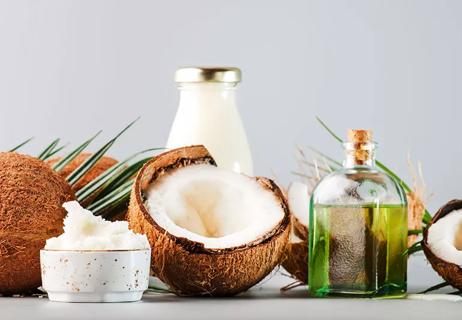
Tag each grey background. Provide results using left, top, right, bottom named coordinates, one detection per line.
left=1, top=0, right=461, bottom=211
left=0, top=0, right=459, bottom=298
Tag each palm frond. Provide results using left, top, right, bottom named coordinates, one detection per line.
left=38, top=138, right=61, bottom=160
left=88, top=180, right=133, bottom=217
left=66, top=118, right=139, bottom=187
left=76, top=148, right=161, bottom=204
left=44, top=143, right=69, bottom=159
left=52, top=131, right=101, bottom=171
left=404, top=240, right=423, bottom=256
left=419, top=281, right=449, bottom=294
left=306, top=146, right=342, bottom=168
left=95, top=157, right=152, bottom=199
left=316, top=116, right=343, bottom=143
left=9, top=137, right=33, bottom=152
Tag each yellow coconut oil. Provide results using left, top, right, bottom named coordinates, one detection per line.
left=308, top=130, right=408, bottom=298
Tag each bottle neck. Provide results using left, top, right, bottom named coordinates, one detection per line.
left=343, top=142, right=377, bottom=168
left=178, top=83, right=238, bottom=109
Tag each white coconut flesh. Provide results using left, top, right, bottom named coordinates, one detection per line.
left=144, top=164, right=285, bottom=249
left=427, top=209, right=462, bottom=266
left=289, top=232, right=303, bottom=243
left=287, top=182, right=310, bottom=227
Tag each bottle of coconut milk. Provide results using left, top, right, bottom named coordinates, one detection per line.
left=166, top=67, right=253, bottom=175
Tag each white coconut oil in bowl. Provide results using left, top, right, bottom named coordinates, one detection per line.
left=40, top=201, right=151, bottom=303
left=40, top=249, right=150, bottom=303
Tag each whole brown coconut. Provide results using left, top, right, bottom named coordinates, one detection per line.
left=0, top=152, right=75, bottom=294
left=47, top=153, right=117, bottom=191
left=127, top=146, right=291, bottom=296
left=422, top=199, right=462, bottom=290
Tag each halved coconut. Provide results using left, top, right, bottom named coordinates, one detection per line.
left=127, top=146, right=290, bottom=296
left=423, top=199, right=462, bottom=290
left=281, top=182, right=309, bottom=283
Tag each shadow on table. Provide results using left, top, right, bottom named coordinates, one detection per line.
left=142, top=286, right=309, bottom=303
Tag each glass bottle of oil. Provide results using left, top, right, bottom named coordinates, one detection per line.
left=309, top=130, right=407, bottom=298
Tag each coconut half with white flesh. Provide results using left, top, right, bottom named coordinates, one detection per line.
left=127, top=146, right=290, bottom=296
left=423, top=199, right=462, bottom=289
left=281, top=182, right=310, bottom=283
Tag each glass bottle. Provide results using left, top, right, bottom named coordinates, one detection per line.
left=166, top=67, right=253, bottom=176
left=309, top=130, right=407, bottom=298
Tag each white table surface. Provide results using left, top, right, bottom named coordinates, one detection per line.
left=2, top=254, right=461, bottom=320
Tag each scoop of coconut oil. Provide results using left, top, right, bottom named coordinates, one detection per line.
left=45, top=201, right=149, bottom=250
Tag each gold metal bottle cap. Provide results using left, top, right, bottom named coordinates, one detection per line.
left=174, top=67, right=241, bottom=83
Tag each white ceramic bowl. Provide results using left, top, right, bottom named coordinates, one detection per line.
left=40, top=249, right=151, bottom=303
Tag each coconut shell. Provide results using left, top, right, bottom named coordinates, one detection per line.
left=281, top=240, right=308, bottom=283
left=47, top=153, right=117, bottom=191
left=0, top=152, right=75, bottom=294
left=280, top=186, right=309, bottom=284
left=281, top=212, right=309, bottom=284
left=292, top=215, right=308, bottom=241
left=422, top=199, right=462, bottom=290
left=127, top=145, right=291, bottom=296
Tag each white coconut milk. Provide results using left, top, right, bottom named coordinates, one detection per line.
left=166, top=70, right=253, bottom=176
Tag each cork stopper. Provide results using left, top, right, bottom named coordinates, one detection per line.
left=347, top=129, right=372, bottom=144
left=346, top=129, right=373, bottom=165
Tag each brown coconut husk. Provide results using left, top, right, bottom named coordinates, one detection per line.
left=127, top=145, right=291, bottom=296
left=47, top=153, right=117, bottom=191
left=0, top=152, right=75, bottom=294
left=406, top=156, right=428, bottom=247
left=422, top=199, right=462, bottom=290
left=280, top=147, right=321, bottom=285
left=281, top=240, right=308, bottom=284
left=281, top=214, right=308, bottom=284
left=407, top=191, right=425, bottom=247
left=292, top=215, right=308, bottom=241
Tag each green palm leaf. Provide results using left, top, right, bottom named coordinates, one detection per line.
left=76, top=148, right=161, bottom=203
left=66, top=118, right=139, bottom=187
left=408, top=229, right=423, bottom=235
left=9, top=137, right=33, bottom=152
left=403, top=240, right=422, bottom=256
left=419, top=281, right=449, bottom=294
left=88, top=180, right=133, bottom=217
left=44, top=143, right=69, bottom=159
left=52, top=131, right=101, bottom=171
left=94, top=157, right=152, bottom=200
left=38, top=138, right=61, bottom=160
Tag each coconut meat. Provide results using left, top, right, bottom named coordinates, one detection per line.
left=145, top=164, right=285, bottom=249
left=427, top=209, right=462, bottom=266
left=287, top=182, right=309, bottom=227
